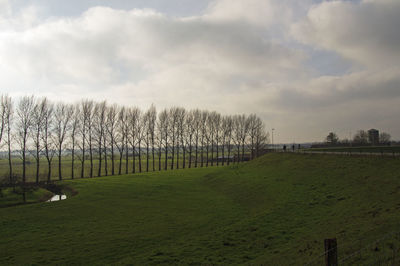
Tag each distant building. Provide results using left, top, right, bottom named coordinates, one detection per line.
left=368, top=129, right=379, bottom=145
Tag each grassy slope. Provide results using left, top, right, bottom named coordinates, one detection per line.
left=1, top=153, right=400, bottom=265
left=304, top=146, right=400, bottom=153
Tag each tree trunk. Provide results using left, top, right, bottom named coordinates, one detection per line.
left=98, top=141, right=102, bottom=177
left=58, top=148, right=62, bottom=180
left=158, top=143, right=162, bottom=171
left=89, top=138, right=93, bottom=178
left=104, top=137, right=108, bottom=176
left=164, top=137, right=168, bottom=170
left=125, top=138, right=129, bottom=174
left=146, top=133, right=149, bottom=172
left=138, top=141, right=142, bottom=173
left=119, top=149, right=123, bottom=175
left=221, top=137, right=225, bottom=166
left=22, top=141, right=26, bottom=185
left=206, top=140, right=209, bottom=167
left=36, top=152, right=40, bottom=184
left=216, top=132, right=219, bottom=166
left=152, top=137, right=155, bottom=171
left=132, top=145, right=136, bottom=174
left=47, top=159, right=51, bottom=182
left=227, top=141, right=231, bottom=166
left=71, top=140, right=75, bottom=179
left=171, top=132, right=175, bottom=170
left=241, top=142, right=245, bottom=163
left=195, top=135, right=198, bottom=168
left=200, top=136, right=204, bottom=167
left=176, top=138, right=179, bottom=169
left=81, top=132, right=85, bottom=178
left=7, top=135, right=12, bottom=184
left=188, top=136, right=192, bottom=168
left=182, top=139, right=186, bottom=169
left=111, top=138, right=114, bottom=175
left=237, top=144, right=240, bottom=164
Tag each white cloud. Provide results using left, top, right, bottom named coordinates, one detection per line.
left=0, top=0, right=400, bottom=142
left=0, top=0, right=11, bottom=17
left=0, top=4, right=306, bottom=107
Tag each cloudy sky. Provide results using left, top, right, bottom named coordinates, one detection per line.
left=1, top=0, right=399, bottom=143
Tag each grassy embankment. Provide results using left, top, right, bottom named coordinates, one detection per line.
left=303, top=145, right=400, bottom=154
left=1, top=153, right=400, bottom=265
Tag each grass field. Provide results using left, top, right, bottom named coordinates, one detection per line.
left=0, top=152, right=229, bottom=183
left=1, top=153, right=400, bottom=264
left=303, top=145, right=400, bottom=154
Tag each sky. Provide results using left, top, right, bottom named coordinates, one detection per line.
left=0, top=0, right=399, bottom=143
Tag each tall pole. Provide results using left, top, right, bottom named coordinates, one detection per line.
left=272, top=128, right=275, bottom=151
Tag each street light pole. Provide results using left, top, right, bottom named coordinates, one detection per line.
left=272, top=128, right=275, bottom=151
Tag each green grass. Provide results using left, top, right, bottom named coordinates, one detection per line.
left=0, top=187, right=53, bottom=208
left=1, top=153, right=400, bottom=265
left=0, top=152, right=230, bottom=183
left=304, top=145, right=400, bottom=153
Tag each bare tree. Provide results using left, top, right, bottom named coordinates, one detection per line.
left=70, top=105, right=80, bottom=179
left=192, top=109, right=201, bottom=168
left=2, top=96, right=13, bottom=183
left=54, top=102, right=73, bottom=180
left=380, top=132, right=391, bottom=144
left=136, top=111, right=145, bottom=173
left=214, top=113, right=221, bottom=166
left=86, top=101, right=95, bottom=178
left=2, top=96, right=269, bottom=183
left=93, top=101, right=107, bottom=177
left=142, top=110, right=150, bottom=172
left=248, top=114, right=264, bottom=159
left=123, top=108, right=130, bottom=174
left=115, top=107, right=126, bottom=175
left=254, top=120, right=268, bottom=157
left=0, top=95, right=6, bottom=148
left=176, top=108, right=186, bottom=169
left=147, top=105, right=157, bottom=171
left=158, top=109, right=169, bottom=171
left=325, top=132, right=339, bottom=145
left=185, top=110, right=195, bottom=168
left=200, top=111, right=208, bottom=167
left=76, top=100, right=94, bottom=178
left=42, top=102, right=55, bottom=182
left=221, top=116, right=233, bottom=166
left=127, top=107, right=140, bottom=173
left=16, top=96, right=35, bottom=191
left=106, top=104, right=118, bottom=175
left=30, top=98, right=47, bottom=183
left=233, top=114, right=250, bottom=163
left=168, top=107, right=180, bottom=170
left=155, top=112, right=163, bottom=171
left=353, top=130, right=368, bottom=145
left=207, top=111, right=220, bottom=167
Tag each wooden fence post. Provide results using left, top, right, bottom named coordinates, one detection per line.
left=325, top=238, right=338, bottom=266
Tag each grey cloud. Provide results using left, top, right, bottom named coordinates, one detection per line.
left=1, top=0, right=400, bottom=142
left=291, top=0, right=400, bottom=67
left=275, top=68, right=400, bottom=111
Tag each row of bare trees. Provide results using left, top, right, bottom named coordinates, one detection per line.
left=0, top=95, right=268, bottom=186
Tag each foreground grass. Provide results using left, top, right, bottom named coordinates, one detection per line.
left=1, top=153, right=400, bottom=265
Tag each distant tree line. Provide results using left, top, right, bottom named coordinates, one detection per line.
left=323, top=130, right=392, bottom=147
left=0, top=95, right=269, bottom=187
